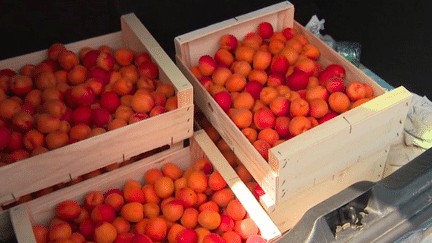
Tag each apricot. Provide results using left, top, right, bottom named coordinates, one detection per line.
left=43, top=99, right=67, bottom=118
left=11, top=111, right=34, bottom=132
left=58, top=50, right=79, bottom=71
left=144, top=168, right=164, bottom=184
left=234, top=218, right=259, bottom=240
left=289, top=98, right=309, bottom=117
left=198, top=55, right=217, bottom=76
left=33, top=225, right=49, bottom=243
left=69, top=123, right=91, bottom=141
left=188, top=170, right=208, bottom=193
left=289, top=116, right=312, bottom=136
left=154, top=176, right=175, bottom=199
left=212, top=188, right=235, bottom=207
left=243, top=32, right=262, bottom=50
left=230, top=60, right=252, bottom=78
left=222, top=231, right=242, bottom=243
left=145, top=217, right=168, bottom=242
left=252, top=50, right=272, bottom=70
left=162, top=162, right=183, bottom=180
left=226, top=199, right=247, bottom=221
left=346, top=81, right=367, bottom=101
left=233, top=92, right=254, bottom=110
left=220, top=34, right=238, bottom=52
left=181, top=207, right=199, bottom=228
left=121, top=202, right=144, bottom=223
left=236, top=164, right=253, bottom=183
left=208, top=171, right=227, bottom=191
left=104, top=193, right=125, bottom=212
left=114, top=48, right=135, bottom=66
left=198, top=210, right=221, bottom=230
left=111, top=217, right=131, bottom=235
left=225, top=73, right=247, bottom=92
left=230, top=108, right=253, bottom=129
left=48, top=223, right=73, bottom=242
left=162, top=199, right=184, bottom=222
left=309, top=98, right=329, bottom=119
left=253, top=108, right=275, bottom=130
left=214, top=48, right=235, bottom=67
left=0, top=98, right=21, bottom=120
left=132, top=92, right=155, bottom=113
left=22, top=129, right=44, bottom=151
left=328, top=92, right=351, bottom=113
left=93, top=222, right=117, bottom=243
left=45, top=131, right=69, bottom=150
left=143, top=203, right=160, bottom=218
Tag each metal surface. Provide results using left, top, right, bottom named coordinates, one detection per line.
left=280, top=147, right=432, bottom=243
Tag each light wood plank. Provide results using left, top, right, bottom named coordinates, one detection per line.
left=10, top=204, right=37, bottom=243
left=269, top=146, right=389, bottom=232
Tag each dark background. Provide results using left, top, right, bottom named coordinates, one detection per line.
left=1, top=0, right=431, bottom=97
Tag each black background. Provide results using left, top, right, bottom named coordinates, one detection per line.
left=1, top=0, right=431, bottom=98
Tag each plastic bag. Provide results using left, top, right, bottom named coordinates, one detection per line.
left=305, top=15, right=362, bottom=67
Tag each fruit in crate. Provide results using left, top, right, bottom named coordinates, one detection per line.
left=190, top=22, right=376, bottom=161
left=0, top=43, right=178, bottom=166
left=32, top=159, right=265, bottom=243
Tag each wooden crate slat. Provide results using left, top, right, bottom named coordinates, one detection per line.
left=269, top=146, right=389, bottom=232
left=9, top=205, right=37, bottom=243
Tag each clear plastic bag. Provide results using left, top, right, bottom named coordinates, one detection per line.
left=305, top=15, right=362, bottom=67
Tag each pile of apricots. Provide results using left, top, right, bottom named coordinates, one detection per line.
left=190, top=22, right=375, bottom=160
left=0, top=43, right=177, bottom=166
left=32, top=159, right=267, bottom=243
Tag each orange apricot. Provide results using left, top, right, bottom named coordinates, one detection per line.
left=162, top=162, right=184, bottom=181
left=328, top=92, right=351, bottom=113
left=181, top=207, right=200, bottom=228
left=188, top=170, right=208, bottom=193
left=154, top=176, right=175, bottom=199
left=289, top=116, right=312, bottom=136
left=234, top=46, right=255, bottom=63
left=212, top=188, right=235, bottom=207
left=198, top=210, right=221, bottom=230
left=226, top=199, right=246, bottom=221
left=121, top=202, right=144, bottom=223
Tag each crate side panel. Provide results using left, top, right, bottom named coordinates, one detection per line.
left=269, top=146, right=389, bottom=232
left=0, top=105, right=193, bottom=205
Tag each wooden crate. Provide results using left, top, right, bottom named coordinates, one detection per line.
left=0, top=13, right=194, bottom=207
left=4, top=130, right=281, bottom=243
left=175, top=1, right=413, bottom=231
